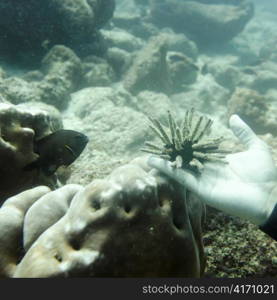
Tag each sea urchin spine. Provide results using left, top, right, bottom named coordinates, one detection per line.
left=141, top=108, right=229, bottom=172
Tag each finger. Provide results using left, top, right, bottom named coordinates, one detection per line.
left=147, top=156, right=199, bottom=192
left=2, top=186, right=51, bottom=215
left=229, top=114, right=265, bottom=149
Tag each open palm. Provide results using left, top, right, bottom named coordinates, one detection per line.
left=149, top=115, right=277, bottom=225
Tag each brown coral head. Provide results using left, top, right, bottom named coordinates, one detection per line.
left=15, top=159, right=205, bottom=277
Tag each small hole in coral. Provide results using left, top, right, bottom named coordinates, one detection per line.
left=54, top=253, right=63, bottom=262
left=92, top=200, right=100, bottom=210
left=124, top=204, right=131, bottom=213
left=70, top=238, right=81, bottom=251
left=173, top=219, right=184, bottom=230
left=158, top=198, right=164, bottom=207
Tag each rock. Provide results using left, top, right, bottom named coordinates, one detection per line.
left=106, top=47, right=132, bottom=79
left=0, top=67, right=6, bottom=82
left=251, top=69, right=277, bottom=94
left=150, top=0, right=254, bottom=47
left=123, top=34, right=170, bottom=95
left=82, top=56, right=116, bottom=87
left=62, top=86, right=148, bottom=184
left=14, top=158, right=206, bottom=277
left=160, top=31, right=199, bottom=61
left=201, top=57, right=241, bottom=92
left=65, top=86, right=147, bottom=157
left=17, top=102, right=63, bottom=134
left=112, top=13, right=142, bottom=30
left=227, top=88, right=277, bottom=135
left=41, top=45, right=82, bottom=80
left=0, top=45, right=82, bottom=109
left=167, top=51, right=199, bottom=92
left=0, top=0, right=115, bottom=65
left=259, top=42, right=277, bottom=64
left=22, top=71, right=44, bottom=83
left=171, top=74, right=230, bottom=115
left=112, top=13, right=159, bottom=39
left=136, top=91, right=172, bottom=121
left=101, top=29, right=144, bottom=52
left=0, top=77, right=40, bottom=104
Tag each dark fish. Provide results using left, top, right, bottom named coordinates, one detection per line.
left=24, top=129, right=89, bottom=176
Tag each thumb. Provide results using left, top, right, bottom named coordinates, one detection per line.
left=229, top=114, right=265, bottom=149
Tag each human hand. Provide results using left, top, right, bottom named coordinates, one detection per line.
left=148, top=115, right=277, bottom=225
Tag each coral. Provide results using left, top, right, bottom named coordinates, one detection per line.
left=0, top=102, right=62, bottom=204
left=141, top=109, right=228, bottom=172
left=12, top=157, right=206, bottom=277
left=0, top=186, right=50, bottom=277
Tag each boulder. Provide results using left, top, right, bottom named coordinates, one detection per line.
left=0, top=0, right=115, bottom=65
left=14, top=158, right=206, bottom=277
left=150, top=0, right=254, bottom=47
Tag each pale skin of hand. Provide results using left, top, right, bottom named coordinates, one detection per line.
left=148, top=115, right=277, bottom=226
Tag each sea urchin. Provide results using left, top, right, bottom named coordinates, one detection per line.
left=141, top=108, right=229, bottom=172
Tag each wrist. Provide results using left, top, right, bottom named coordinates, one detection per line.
left=259, top=202, right=277, bottom=241
left=265, top=184, right=277, bottom=221
left=253, top=184, right=277, bottom=226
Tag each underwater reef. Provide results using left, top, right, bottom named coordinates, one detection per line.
left=0, top=45, right=82, bottom=110
left=0, top=0, right=115, bottom=65
left=150, top=0, right=254, bottom=48
left=1, top=158, right=205, bottom=278
left=0, top=0, right=277, bottom=277
left=0, top=102, right=62, bottom=204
